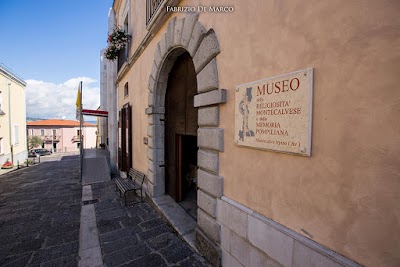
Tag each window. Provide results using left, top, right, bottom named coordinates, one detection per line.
left=14, top=125, right=19, bottom=145
left=124, top=82, right=129, bottom=97
left=77, top=129, right=81, bottom=137
left=30, top=129, right=33, bottom=136
left=117, top=2, right=130, bottom=71
left=77, top=142, right=80, bottom=148
left=41, top=129, right=44, bottom=136
left=52, top=129, right=56, bottom=136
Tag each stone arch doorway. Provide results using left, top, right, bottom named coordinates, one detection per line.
left=165, top=51, right=198, bottom=207
left=146, top=13, right=227, bottom=265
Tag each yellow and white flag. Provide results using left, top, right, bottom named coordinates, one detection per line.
left=76, top=83, right=81, bottom=120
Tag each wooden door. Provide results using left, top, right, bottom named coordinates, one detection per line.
left=119, top=104, right=132, bottom=172
left=165, top=52, right=198, bottom=201
left=118, top=110, right=122, bottom=169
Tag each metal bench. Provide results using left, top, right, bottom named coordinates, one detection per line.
left=115, top=168, right=145, bottom=206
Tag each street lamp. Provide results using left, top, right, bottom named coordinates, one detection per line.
left=8, top=82, right=13, bottom=164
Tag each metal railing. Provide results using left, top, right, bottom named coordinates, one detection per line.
left=146, top=0, right=164, bottom=26
left=117, top=46, right=128, bottom=72
left=42, top=135, right=61, bottom=142
left=71, top=135, right=82, bottom=143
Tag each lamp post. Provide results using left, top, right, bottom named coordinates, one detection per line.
left=8, top=82, right=13, bottom=164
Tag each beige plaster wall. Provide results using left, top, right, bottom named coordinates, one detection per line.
left=205, top=1, right=399, bottom=266
left=114, top=0, right=400, bottom=266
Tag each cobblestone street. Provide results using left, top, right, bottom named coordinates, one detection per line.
left=0, top=155, right=211, bottom=267
left=0, top=155, right=81, bottom=266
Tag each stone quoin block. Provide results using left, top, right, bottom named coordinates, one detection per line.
left=195, top=228, right=222, bottom=267
left=147, top=169, right=155, bottom=184
left=221, top=225, right=231, bottom=252
left=230, top=231, right=252, bottom=267
left=292, top=240, right=342, bottom=267
left=173, top=18, right=185, bottom=47
left=248, top=215, right=294, bottom=267
left=193, top=29, right=220, bottom=74
left=148, top=74, right=156, bottom=93
left=145, top=106, right=165, bottom=115
left=198, top=106, right=219, bottom=127
left=222, top=249, right=244, bottom=267
left=194, top=89, right=227, bottom=108
left=150, top=61, right=158, bottom=82
left=165, top=17, right=176, bottom=53
left=147, top=125, right=156, bottom=137
left=154, top=43, right=162, bottom=69
left=159, top=34, right=167, bottom=59
left=147, top=148, right=164, bottom=165
left=198, top=128, right=224, bottom=152
left=147, top=114, right=164, bottom=126
left=148, top=92, right=155, bottom=107
left=198, top=208, right=221, bottom=243
left=198, top=149, right=219, bottom=174
left=148, top=137, right=154, bottom=148
left=181, top=13, right=199, bottom=47
left=148, top=158, right=156, bottom=173
left=148, top=136, right=164, bottom=150
left=197, top=58, right=219, bottom=93
left=250, top=246, right=278, bottom=267
left=197, top=169, right=223, bottom=198
left=198, top=189, right=217, bottom=218
left=188, top=21, right=207, bottom=57
left=217, top=199, right=248, bottom=239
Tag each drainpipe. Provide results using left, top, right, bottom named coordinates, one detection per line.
left=8, top=82, right=13, bottom=164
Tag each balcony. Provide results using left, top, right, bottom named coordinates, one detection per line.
left=117, top=46, right=128, bottom=72
left=71, top=135, right=83, bottom=143
left=146, top=0, right=163, bottom=26
left=42, top=135, right=61, bottom=143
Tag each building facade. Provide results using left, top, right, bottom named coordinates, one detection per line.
left=99, top=8, right=119, bottom=174
left=104, top=1, right=400, bottom=266
left=26, top=119, right=97, bottom=152
left=0, top=64, right=27, bottom=165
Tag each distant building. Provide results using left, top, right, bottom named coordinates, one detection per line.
left=99, top=10, right=118, bottom=174
left=0, top=64, right=27, bottom=165
left=26, top=119, right=97, bottom=152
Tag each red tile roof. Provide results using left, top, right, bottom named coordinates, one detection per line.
left=26, top=119, right=96, bottom=127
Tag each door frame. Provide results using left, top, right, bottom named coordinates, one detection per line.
left=145, top=13, right=227, bottom=266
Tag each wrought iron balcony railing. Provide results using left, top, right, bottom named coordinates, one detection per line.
left=146, top=0, right=163, bottom=26
left=42, top=135, right=61, bottom=143
left=117, top=46, right=128, bottom=72
left=71, top=135, right=83, bottom=143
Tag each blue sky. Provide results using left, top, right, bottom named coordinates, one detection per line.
left=0, top=0, right=114, bottom=119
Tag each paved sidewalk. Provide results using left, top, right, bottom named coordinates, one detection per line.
left=82, top=149, right=110, bottom=185
left=89, top=181, right=211, bottom=267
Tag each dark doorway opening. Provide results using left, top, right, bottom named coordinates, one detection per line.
left=165, top=51, right=198, bottom=219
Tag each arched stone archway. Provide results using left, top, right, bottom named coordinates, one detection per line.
left=145, top=13, right=226, bottom=266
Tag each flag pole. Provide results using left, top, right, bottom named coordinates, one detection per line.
left=79, top=81, right=83, bottom=182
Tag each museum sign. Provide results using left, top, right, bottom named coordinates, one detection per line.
left=235, top=68, right=313, bottom=156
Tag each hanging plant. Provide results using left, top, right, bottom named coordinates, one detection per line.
left=105, top=28, right=130, bottom=61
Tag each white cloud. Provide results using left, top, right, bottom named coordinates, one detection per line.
left=25, top=77, right=100, bottom=120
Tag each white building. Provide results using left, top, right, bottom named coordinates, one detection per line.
left=0, top=64, right=27, bottom=166
left=99, top=8, right=118, bottom=174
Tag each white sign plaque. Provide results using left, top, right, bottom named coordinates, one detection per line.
left=235, top=68, right=313, bottom=156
